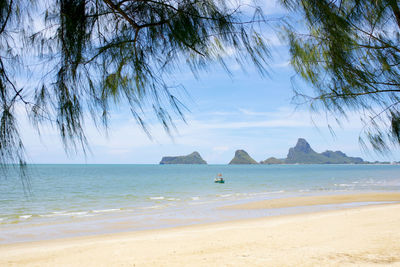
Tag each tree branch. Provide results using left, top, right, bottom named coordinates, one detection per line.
left=0, top=0, right=13, bottom=35
left=387, top=0, right=400, bottom=30
left=103, top=0, right=139, bottom=29
left=317, top=88, right=400, bottom=100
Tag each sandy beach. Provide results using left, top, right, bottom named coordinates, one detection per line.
left=1, top=193, right=400, bottom=266
left=222, top=192, right=400, bottom=210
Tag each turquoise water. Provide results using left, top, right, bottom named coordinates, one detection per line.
left=1, top=164, right=400, bottom=243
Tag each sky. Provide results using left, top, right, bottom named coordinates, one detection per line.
left=18, top=0, right=400, bottom=164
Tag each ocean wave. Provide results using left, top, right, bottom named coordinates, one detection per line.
left=63, top=211, right=88, bottom=216
left=218, top=194, right=233, bottom=198
left=40, top=213, right=66, bottom=218
left=334, top=184, right=352, bottom=187
left=140, top=205, right=164, bottom=210
left=150, top=196, right=165, bottom=200
left=166, top=198, right=180, bottom=201
left=92, top=208, right=120, bottom=213
left=19, top=215, right=32, bottom=219
left=189, top=200, right=216, bottom=205
left=191, top=197, right=200, bottom=200
left=40, top=211, right=88, bottom=217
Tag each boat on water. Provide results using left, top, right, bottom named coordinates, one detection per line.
left=214, top=173, right=225, bottom=183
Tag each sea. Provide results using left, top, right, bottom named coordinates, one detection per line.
left=1, top=164, right=400, bottom=244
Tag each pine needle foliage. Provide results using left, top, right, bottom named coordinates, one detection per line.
left=281, top=0, right=400, bottom=152
left=0, top=0, right=270, bottom=169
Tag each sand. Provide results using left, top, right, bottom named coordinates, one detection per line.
left=222, top=192, right=400, bottom=210
left=1, top=195, right=400, bottom=266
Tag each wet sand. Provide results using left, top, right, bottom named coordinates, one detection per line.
left=1, top=194, right=400, bottom=266
left=222, top=192, right=400, bottom=210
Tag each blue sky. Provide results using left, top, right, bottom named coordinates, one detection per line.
left=18, top=0, right=400, bottom=164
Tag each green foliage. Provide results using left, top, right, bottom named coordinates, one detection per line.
left=259, top=157, right=284, bottom=164
left=281, top=0, right=400, bottom=152
left=0, top=0, right=271, bottom=168
left=229, top=149, right=258, bottom=164
left=159, top=151, right=207, bottom=164
left=285, top=138, right=363, bottom=164
left=321, top=150, right=363, bottom=164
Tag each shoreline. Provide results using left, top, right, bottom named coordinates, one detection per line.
left=2, top=192, right=400, bottom=245
left=2, top=193, right=400, bottom=265
left=221, top=192, right=400, bottom=210
left=1, top=202, right=400, bottom=266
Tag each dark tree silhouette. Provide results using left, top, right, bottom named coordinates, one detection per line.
left=0, top=0, right=270, bottom=169
left=282, top=0, right=400, bottom=152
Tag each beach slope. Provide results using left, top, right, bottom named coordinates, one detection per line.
left=1, top=202, right=400, bottom=266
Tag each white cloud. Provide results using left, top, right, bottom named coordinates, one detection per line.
left=239, top=108, right=271, bottom=116
left=208, top=111, right=239, bottom=116
left=189, top=118, right=308, bottom=129
left=212, top=146, right=230, bottom=151
left=16, top=101, right=394, bottom=164
left=227, top=0, right=287, bottom=15
left=272, top=60, right=291, bottom=68
left=266, top=34, right=285, bottom=47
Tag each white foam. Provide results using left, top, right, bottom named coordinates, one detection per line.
left=52, top=211, right=67, bottom=214
left=41, top=211, right=88, bottom=217
left=140, top=205, right=164, bottom=210
left=19, top=215, right=32, bottom=219
left=191, top=197, right=200, bottom=201
left=40, top=213, right=69, bottom=218
left=92, top=208, right=120, bottom=213
left=150, top=196, right=165, bottom=200
left=166, top=198, right=180, bottom=201
left=66, top=212, right=88, bottom=216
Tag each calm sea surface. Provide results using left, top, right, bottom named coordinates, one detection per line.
left=1, top=164, right=400, bottom=243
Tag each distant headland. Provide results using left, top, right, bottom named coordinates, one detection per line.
left=229, top=150, right=258, bottom=164
left=159, top=152, right=207, bottom=164
left=159, top=138, right=397, bottom=164
left=284, top=138, right=364, bottom=164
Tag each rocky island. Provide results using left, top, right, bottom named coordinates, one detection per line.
left=229, top=150, right=258, bottom=164
left=260, top=157, right=284, bottom=164
left=159, top=152, right=207, bottom=164
left=159, top=138, right=366, bottom=165
left=285, top=138, right=364, bottom=164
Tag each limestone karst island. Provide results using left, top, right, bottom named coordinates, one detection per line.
left=283, top=138, right=364, bottom=164
left=159, top=138, right=365, bottom=164
left=229, top=150, right=258, bottom=164
left=159, top=151, right=207, bottom=164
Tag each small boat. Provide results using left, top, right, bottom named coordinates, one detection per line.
left=214, top=173, right=225, bottom=183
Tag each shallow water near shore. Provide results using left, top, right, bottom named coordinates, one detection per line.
left=1, top=164, right=400, bottom=243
